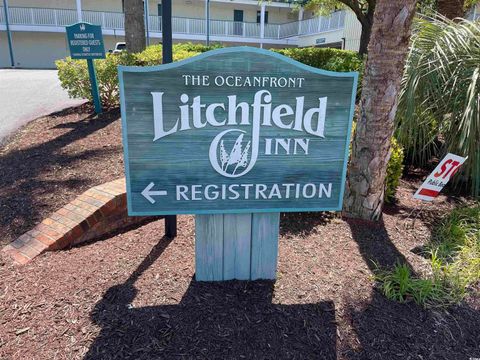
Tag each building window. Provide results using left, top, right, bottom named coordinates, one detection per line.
left=158, top=2, right=162, bottom=16
left=257, top=10, right=269, bottom=24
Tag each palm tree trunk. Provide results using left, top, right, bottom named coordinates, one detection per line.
left=437, top=0, right=465, bottom=19
left=124, top=0, right=146, bottom=53
left=343, top=0, right=418, bottom=221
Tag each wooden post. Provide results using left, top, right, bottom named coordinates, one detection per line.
left=195, top=213, right=280, bottom=281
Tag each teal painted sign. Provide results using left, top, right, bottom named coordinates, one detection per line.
left=66, top=22, right=105, bottom=59
left=119, top=47, right=357, bottom=216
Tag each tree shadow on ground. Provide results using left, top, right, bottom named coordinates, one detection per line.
left=280, top=211, right=336, bottom=237
left=346, top=217, right=412, bottom=272
left=343, top=217, right=480, bottom=359
left=84, top=236, right=338, bottom=360
left=0, top=108, right=119, bottom=245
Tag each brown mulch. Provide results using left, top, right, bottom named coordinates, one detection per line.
left=1, top=106, right=479, bottom=359
left=0, top=104, right=124, bottom=247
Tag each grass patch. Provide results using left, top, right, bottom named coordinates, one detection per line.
left=375, top=204, right=480, bottom=308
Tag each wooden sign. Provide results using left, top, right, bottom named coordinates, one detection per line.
left=119, top=47, right=358, bottom=216
left=413, top=153, right=467, bottom=201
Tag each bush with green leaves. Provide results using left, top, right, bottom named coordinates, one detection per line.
left=274, top=47, right=364, bottom=97
left=56, top=52, right=136, bottom=108
left=376, top=203, right=480, bottom=308
left=385, top=138, right=405, bottom=204
left=395, top=15, right=480, bottom=196
left=56, top=43, right=221, bottom=107
left=57, top=44, right=364, bottom=108
left=274, top=47, right=363, bottom=73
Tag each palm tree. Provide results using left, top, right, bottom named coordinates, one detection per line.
left=396, top=16, right=480, bottom=197
left=343, top=0, right=418, bottom=220
left=124, top=0, right=146, bottom=53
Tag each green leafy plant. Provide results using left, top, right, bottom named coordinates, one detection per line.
left=57, top=44, right=364, bottom=109
left=375, top=262, right=449, bottom=306
left=376, top=203, right=480, bottom=308
left=56, top=43, right=221, bottom=107
left=385, top=137, right=405, bottom=204
left=395, top=15, right=480, bottom=196
left=56, top=52, right=136, bottom=108
left=274, top=47, right=364, bottom=73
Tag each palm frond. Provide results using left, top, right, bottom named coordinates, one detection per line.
left=396, top=14, right=480, bottom=196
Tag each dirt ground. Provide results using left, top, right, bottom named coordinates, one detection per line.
left=0, top=106, right=479, bottom=359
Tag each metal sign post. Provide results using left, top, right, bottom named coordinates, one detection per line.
left=66, top=22, right=105, bottom=114
left=161, top=0, right=176, bottom=237
left=3, top=0, right=15, bottom=67
left=119, top=47, right=358, bottom=281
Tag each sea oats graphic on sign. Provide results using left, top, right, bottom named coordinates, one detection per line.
left=221, top=134, right=251, bottom=175
left=220, top=140, right=229, bottom=171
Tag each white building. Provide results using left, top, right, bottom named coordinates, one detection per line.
left=0, top=0, right=363, bottom=68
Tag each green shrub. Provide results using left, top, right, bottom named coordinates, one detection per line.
left=135, top=42, right=223, bottom=66
left=385, top=137, right=405, bottom=204
left=274, top=47, right=363, bottom=72
left=56, top=52, right=136, bottom=108
left=56, top=43, right=223, bottom=107
left=57, top=44, right=363, bottom=109
left=376, top=204, right=480, bottom=308
left=274, top=47, right=364, bottom=98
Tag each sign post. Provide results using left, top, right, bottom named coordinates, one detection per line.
left=161, top=0, right=177, bottom=238
left=66, top=22, right=105, bottom=114
left=119, top=47, right=358, bottom=281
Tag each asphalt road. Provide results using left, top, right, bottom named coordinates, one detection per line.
left=0, top=69, right=86, bottom=143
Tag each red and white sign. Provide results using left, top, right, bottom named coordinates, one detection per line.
left=413, top=153, right=467, bottom=201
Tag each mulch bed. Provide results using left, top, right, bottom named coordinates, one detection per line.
left=0, top=104, right=124, bottom=247
left=1, top=106, right=479, bottom=359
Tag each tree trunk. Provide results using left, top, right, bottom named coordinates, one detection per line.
left=437, top=0, right=465, bottom=19
left=358, top=22, right=372, bottom=56
left=358, top=9, right=374, bottom=56
left=124, top=0, right=146, bottom=53
left=343, top=0, right=418, bottom=221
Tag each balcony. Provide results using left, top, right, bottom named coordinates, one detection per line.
left=0, top=6, right=346, bottom=45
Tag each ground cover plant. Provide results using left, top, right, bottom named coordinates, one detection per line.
left=376, top=203, right=480, bottom=307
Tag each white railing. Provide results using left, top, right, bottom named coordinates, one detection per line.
left=298, top=11, right=345, bottom=35
left=0, top=6, right=345, bottom=40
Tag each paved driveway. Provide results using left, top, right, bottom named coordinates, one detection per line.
left=0, top=69, right=86, bottom=143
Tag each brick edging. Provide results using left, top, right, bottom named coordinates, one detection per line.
left=2, top=178, right=149, bottom=265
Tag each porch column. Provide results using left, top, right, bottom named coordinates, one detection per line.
left=205, top=0, right=210, bottom=45
left=2, top=0, right=15, bottom=67
left=298, top=7, right=304, bottom=35
left=144, top=0, right=150, bottom=46
left=259, top=3, right=265, bottom=49
left=75, top=0, right=82, bottom=21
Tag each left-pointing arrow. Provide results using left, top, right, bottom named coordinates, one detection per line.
left=141, top=182, right=168, bottom=204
